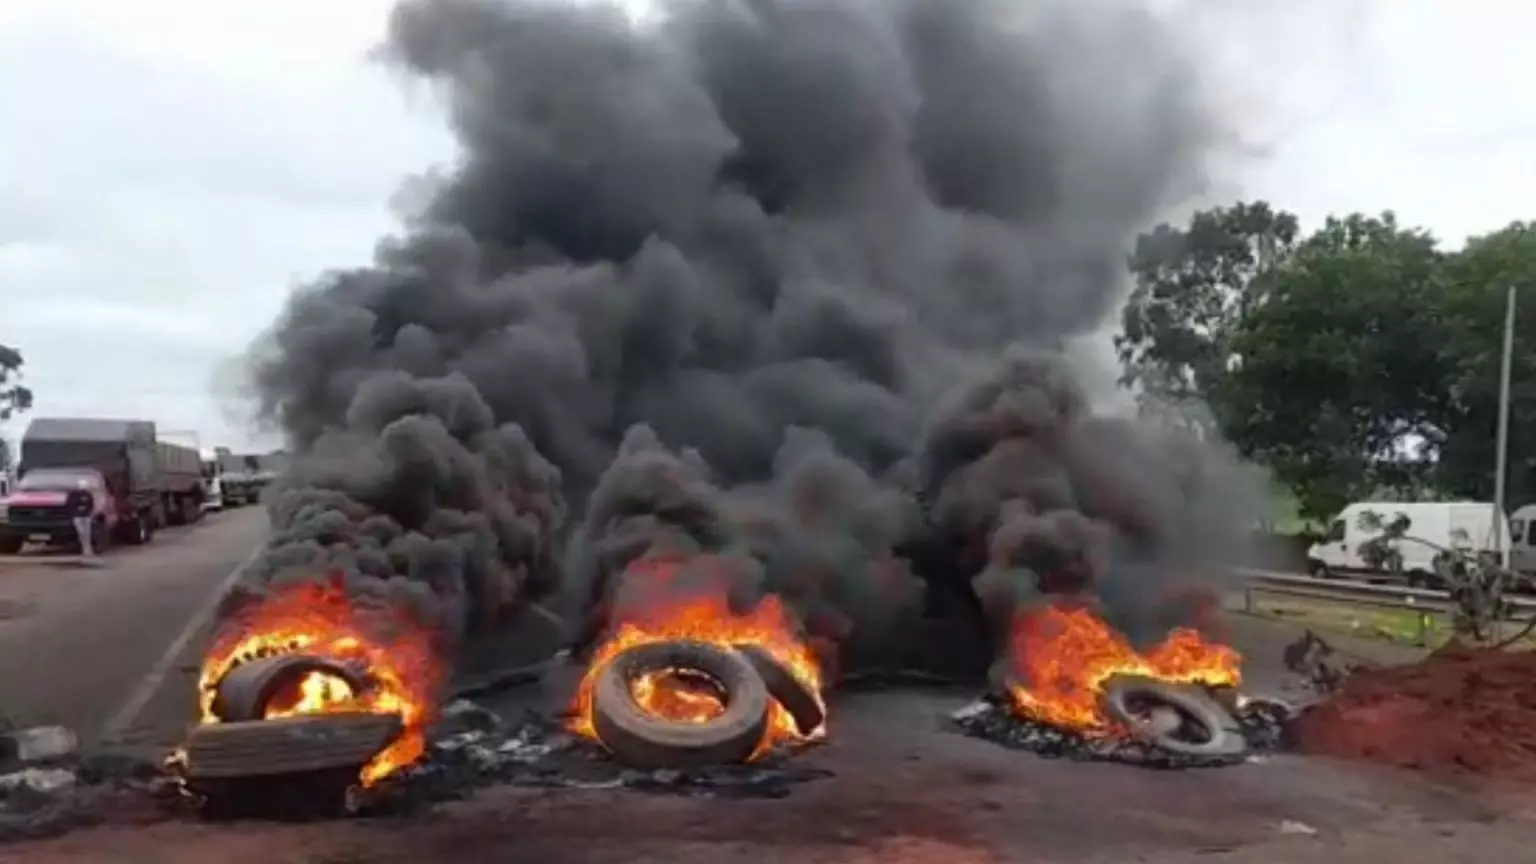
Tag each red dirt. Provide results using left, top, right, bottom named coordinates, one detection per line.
left=1291, top=641, right=1536, bottom=781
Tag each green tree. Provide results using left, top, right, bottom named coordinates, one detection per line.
left=0, top=342, right=32, bottom=422
left=1221, top=213, right=1455, bottom=521
left=1434, top=222, right=1536, bottom=503
left=1116, top=201, right=1300, bottom=433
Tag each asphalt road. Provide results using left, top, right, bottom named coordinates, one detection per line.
left=3, top=523, right=1534, bottom=862
left=0, top=507, right=267, bottom=751
left=14, top=653, right=1536, bottom=864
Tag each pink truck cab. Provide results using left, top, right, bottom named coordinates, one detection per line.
left=0, top=467, right=120, bottom=554
left=0, top=417, right=194, bottom=555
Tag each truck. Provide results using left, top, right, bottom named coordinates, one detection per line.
left=216, top=448, right=282, bottom=507
left=199, top=449, right=225, bottom=512
left=0, top=418, right=205, bottom=554
left=1306, top=500, right=1511, bottom=588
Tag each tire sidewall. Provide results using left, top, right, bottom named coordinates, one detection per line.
left=1099, top=674, right=1247, bottom=758
left=591, top=640, right=770, bottom=769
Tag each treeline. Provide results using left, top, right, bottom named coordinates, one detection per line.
left=1116, top=202, right=1535, bottom=522
left=0, top=342, right=32, bottom=473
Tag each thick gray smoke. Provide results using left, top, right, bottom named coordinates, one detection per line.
left=240, top=0, right=1261, bottom=675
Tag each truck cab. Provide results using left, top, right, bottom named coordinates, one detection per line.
left=200, top=454, right=225, bottom=512
left=0, top=467, right=118, bottom=554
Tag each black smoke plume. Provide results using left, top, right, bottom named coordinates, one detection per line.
left=239, top=0, right=1262, bottom=677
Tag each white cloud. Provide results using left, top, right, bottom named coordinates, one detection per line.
left=1236, top=0, right=1536, bottom=241
left=1, top=0, right=1533, bottom=454
left=0, top=0, right=452, bottom=451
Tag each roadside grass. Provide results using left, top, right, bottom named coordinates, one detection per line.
left=1240, top=594, right=1536, bottom=650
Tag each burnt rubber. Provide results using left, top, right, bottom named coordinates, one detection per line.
left=182, top=712, right=403, bottom=779
left=591, top=640, right=769, bottom=769
left=210, top=654, right=368, bottom=723
left=733, top=643, right=825, bottom=736
left=1099, top=674, right=1247, bottom=758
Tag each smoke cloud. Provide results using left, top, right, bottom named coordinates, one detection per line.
left=239, top=0, right=1262, bottom=677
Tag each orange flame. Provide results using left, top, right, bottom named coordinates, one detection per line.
left=571, top=553, right=826, bottom=754
left=197, top=577, right=445, bottom=786
left=1006, top=603, right=1241, bottom=731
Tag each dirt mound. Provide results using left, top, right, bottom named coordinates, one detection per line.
left=1290, top=642, right=1536, bottom=781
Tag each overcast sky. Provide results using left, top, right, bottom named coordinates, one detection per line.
left=2, top=0, right=1533, bottom=453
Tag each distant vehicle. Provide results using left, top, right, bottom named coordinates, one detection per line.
left=0, top=418, right=206, bottom=554
left=1306, top=501, right=1512, bottom=588
left=215, top=448, right=281, bottom=507
left=0, top=468, right=111, bottom=553
left=1508, top=504, right=1536, bottom=584
left=199, top=449, right=225, bottom=513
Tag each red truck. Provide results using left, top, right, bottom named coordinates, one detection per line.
left=0, top=418, right=205, bottom=554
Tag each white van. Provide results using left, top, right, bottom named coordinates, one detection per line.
left=1509, top=504, right=1536, bottom=581
left=1306, top=501, right=1511, bottom=587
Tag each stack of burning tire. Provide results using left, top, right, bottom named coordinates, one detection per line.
left=585, top=640, right=825, bottom=769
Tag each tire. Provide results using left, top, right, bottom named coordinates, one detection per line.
left=1099, top=674, right=1247, bottom=758
left=1406, top=569, right=1431, bottom=589
left=591, top=640, right=770, bottom=769
left=733, top=643, right=825, bottom=736
left=1307, top=560, right=1332, bottom=579
left=210, top=654, right=368, bottom=722
left=92, top=518, right=111, bottom=553
left=0, top=535, right=21, bottom=555
left=125, top=515, right=150, bottom=545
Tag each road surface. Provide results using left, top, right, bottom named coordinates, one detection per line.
left=0, top=508, right=266, bottom=751
left=3, top=522, right=1534, bottom=862
left=11, top=675, right=1536, bottom=864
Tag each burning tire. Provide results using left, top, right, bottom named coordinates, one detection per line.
left=210, top=654, right=369, bottom=722
left=733, top=642, right=824, bottom=736
left=1100, top=674, right=1247, bottom=758
left=591, top=640, right=770, bottom=769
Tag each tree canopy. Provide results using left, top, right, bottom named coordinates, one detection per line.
left=1121, top=204, right=1535, bottom=522
left=1116, top=201, right=1299, bottom=435
left=0, top=342, right=31, bottom=423
left=0, top=342, right=31, bottom=474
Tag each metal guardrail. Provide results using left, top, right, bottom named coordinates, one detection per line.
left=1235, top=568, right=1536, bottom=645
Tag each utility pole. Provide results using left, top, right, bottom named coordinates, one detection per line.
left=1494, top=285, right=1517, bottom=570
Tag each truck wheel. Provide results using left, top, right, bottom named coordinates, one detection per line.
left=1307, top=560, right=1332, bottom=580
left=0, top=535, right=22, bottom=555
left=92, top=519, right=111, bottom=553
left=123, top=515, right=150, bottom=546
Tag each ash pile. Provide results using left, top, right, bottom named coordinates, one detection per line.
left=951, top=675, right=1295, bottom=769
left=373, top=693, right=831, bottom=810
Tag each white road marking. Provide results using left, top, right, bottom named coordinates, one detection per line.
left=99, top=542, right=265, bottom=743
